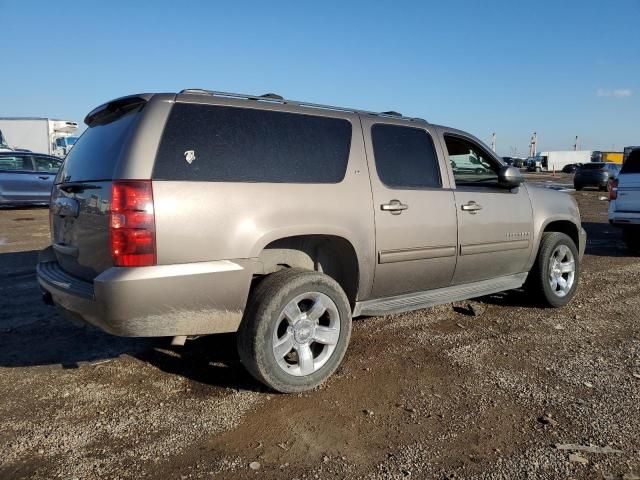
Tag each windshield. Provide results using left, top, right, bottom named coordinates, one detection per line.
left=581, top=163, right=605, bottom=170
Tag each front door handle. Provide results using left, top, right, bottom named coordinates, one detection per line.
left=461, top=201, right=482, bottom=214
left=38, top=176, right=50, bottom=180
left=381, top=199, right=408, bottom=215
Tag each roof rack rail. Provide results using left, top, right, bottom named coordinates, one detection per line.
left=177, top=89, right=426, bottom=123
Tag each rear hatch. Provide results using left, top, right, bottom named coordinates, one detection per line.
left=615, top=151, right=640, bottom=212
left=576, top=162, right=606, bottom=181
left=51, top=97, right=147, bottom=281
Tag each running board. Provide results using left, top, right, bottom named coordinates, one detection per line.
left=353, top=273, right=528, bottom=317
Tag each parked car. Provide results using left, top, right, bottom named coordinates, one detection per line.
left=609, top=148, right=640, bottom=251
left=37, top=90, right=586, bottom=393
left=562, top=163, right=582, bottom=174
left=573, top=162, right=620, bottom=191
left=0, top=152, right=62, bottom=206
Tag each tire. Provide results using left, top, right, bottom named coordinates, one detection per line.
left=237, top=268, right=352, bottom=393
left=623, top=229, right=640, bottom=254
left=526, top=232, right=580, bottom=307
left=574, top=184, right=583, bottom=191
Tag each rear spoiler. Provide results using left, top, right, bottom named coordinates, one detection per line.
left=84, top=94, right=153, bottom=127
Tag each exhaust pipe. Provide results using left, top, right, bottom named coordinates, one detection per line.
left=170, top=335, right=187, bottom=346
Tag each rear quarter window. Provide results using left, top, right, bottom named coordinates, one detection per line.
left=153, top=104, right=352, bottom=183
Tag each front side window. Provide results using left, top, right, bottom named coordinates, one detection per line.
left=444, top=135, right=500, bottom=187
left=0, top=155, right=32, bottom=171
left=371, top=124, right=441, bottom=189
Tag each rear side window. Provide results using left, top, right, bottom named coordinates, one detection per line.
left=371, top=124, right=441, bottom=189
left=0, top=155, right=32, bottom=171
left=621, top=150, right=640, bottom=174
left=57, top=108, right=141, bottom=183
left=153, top=104, right=352, bottom=183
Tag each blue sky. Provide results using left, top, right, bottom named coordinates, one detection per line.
left=1, top=0, right=638, bottom=155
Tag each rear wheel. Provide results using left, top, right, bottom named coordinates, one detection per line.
left=526, top=232, right=579, bottom=307
left=237, top=268, right=352, bottom=393
left=574, top=184, right=583, bottom=191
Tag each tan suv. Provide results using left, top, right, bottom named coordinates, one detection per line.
left=37, top=89, right=586, bottom=392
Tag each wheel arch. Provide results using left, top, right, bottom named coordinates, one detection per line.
left=254, top=234, right=361, bottom=307
left=529, top=218, right=581, bottom=268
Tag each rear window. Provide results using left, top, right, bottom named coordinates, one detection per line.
left=372, top=124, right=441, bottom=189
left=153, top=103, right=352, bottom=183
left=581, top=163, right=605, bottom=170
left=621, top=150, right=640, bottom=174
left=57, top=108, right=141, bottom=183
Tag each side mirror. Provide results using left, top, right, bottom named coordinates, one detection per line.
left=498, top=165, right=523, bottom=189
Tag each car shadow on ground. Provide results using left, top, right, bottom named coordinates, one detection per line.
left=0, top=248, right=262, bottom=390
left=0, top=249, right=156, bottom=369
left=581, top=221, right=631, bottom=257
left=135, top=335, right=265, bottom=393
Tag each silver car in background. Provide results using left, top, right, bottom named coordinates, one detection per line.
left=0, top=152, right=62, bottom=206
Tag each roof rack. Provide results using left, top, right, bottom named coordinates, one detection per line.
left=178, top=89, right=426, bottom=122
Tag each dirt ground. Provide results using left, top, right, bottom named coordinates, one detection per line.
left=1, top=173, right=639, bottom=480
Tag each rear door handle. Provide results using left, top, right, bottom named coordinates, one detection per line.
left=461, top=201, right=482, bottom=213
left=381, top=199, right=408, bottom=215
left=39, top=176, right=50, bottom=180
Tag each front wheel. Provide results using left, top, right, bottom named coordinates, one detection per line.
left=237, top=268, right=352, bottom=393
left=526, top=232, right=580, bottom=307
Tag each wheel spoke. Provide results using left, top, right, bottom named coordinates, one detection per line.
left=306, top=295, right=328, bottom=322
left=550, top=277, right=558, bottom=290
left=296, top=343, right=315, bottom=375
left=313, top=326, right=340, bottom=345
left=557, top=277, right=568, bottom=290
left=557, top=245, right=569, bottom=261
left=560, top=261, right=575, bottom=273
left=273, top=331, right=295, bottom=358
left=283, top=301, right=302, bottom=324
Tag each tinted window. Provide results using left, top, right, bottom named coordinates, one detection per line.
left=444, top=135, right=500, bottom=186
left=621, top=150, right=640, bottom=174
left=153, top=104, right=352, bottom=183
left=57, top=107, right=141, bottom=183
left=371, top=124, right=441, bottom=189
left=581, top=163, right=605, bottom=170
left=34, top=156, right=61, bottom=173
left=0, top=155, right=32, bottom=171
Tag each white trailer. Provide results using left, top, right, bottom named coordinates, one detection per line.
left=531, top=151, right=592, bottom=172
left=0, top=117, right=79, bottom=157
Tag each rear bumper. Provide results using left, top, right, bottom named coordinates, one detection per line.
left=574, top=175, right=608, bottom=187
left=608, top=207, right=640, bottom=227
left=37, top=246, right=254, bottom=337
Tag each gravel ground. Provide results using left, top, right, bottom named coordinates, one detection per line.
left=1, top=174, right=639, bottom=479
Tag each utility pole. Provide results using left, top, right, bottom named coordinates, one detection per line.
left=491, top=132, right=496, bottom=152
left=574, top=136, right=579, bottom=151
left=529, top=132, right=537, bottom=157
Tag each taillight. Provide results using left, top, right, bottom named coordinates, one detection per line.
left=110, top=180, right=156, bottom=267
left=609, top=178, right=618, bottom=201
